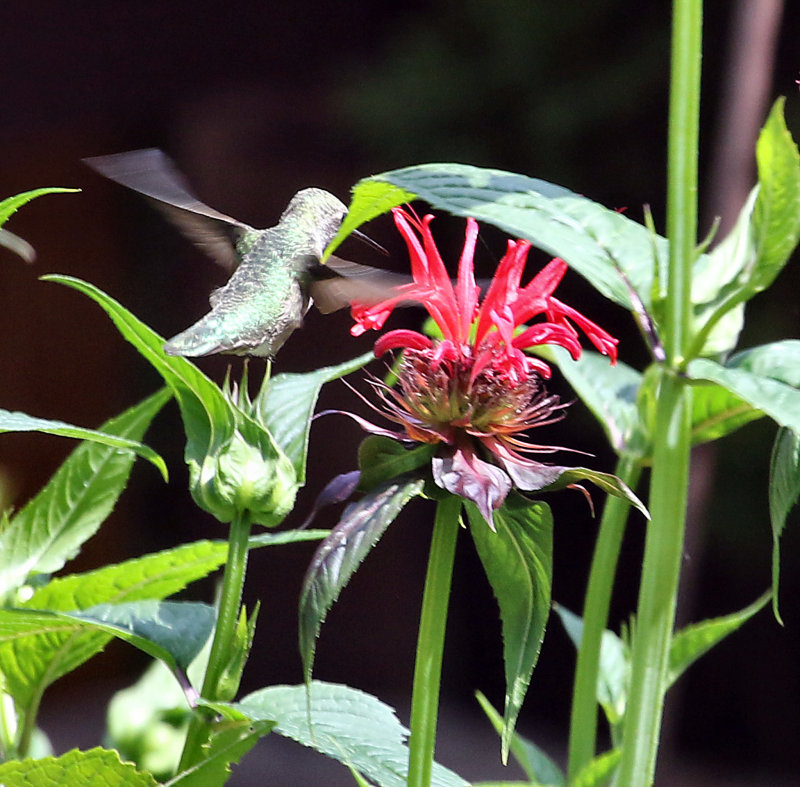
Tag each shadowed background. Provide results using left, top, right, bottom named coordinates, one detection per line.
left=0, top=2, right=799, bottom=784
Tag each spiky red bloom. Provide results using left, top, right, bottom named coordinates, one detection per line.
left=350, top=208, right=618, bottom=527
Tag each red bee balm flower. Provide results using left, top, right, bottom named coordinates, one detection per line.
left=350, top=207, right=619, bottom=528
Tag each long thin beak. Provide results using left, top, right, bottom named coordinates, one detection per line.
left=352, top=228, right=389, bottom=256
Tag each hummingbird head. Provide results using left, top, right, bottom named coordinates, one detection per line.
left=280, top=187, right=348, bottom=258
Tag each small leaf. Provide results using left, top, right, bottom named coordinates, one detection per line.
left=230, top=680, right=469, bottom=787
left=0, top=187, right=79, bottom=228
left=553, top=605, right=628, bottom=728
left=687, top=341, right=800, bottom=434
left=538, top=467, right=649, bottom=520
left=165, top=718, right=273, bottom=787
left=63, top=600, right=215, bottom=673
left=467, top=493, right=553, bottom=762
left=769, top=428, right=800, bottom=623
left=0, top=389, right=171, bottom=599
left=667, top=592, right=770, bottom=685
left=570, top=748, right=621, bottom=787
left=299, top=478, right=424, bottom=681
left=0, top=746, right=157, bottom=786
left=475, top=691, right=565, bottom=786
left=690, top=381, right=762, bottom=445
left=358, top=435, right=437, bottom=491
left=257, top=352, right=374, bottom=483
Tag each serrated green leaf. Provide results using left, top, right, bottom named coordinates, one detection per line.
left=64, top=600, right=215, bottom=673
left=0, top=540, right=228, bottom=711
left=769, top=428, right=800, bottom=623
left=248, top=529, right=330, bottom=548
left=43, top=274, right=235, bottom=468
left=166, top=718, right=273, bottom=787
left=687, top=341, right=800, bottom=433
left=667, top=592, right=770, bottom=686
left=0, top=188, right=80, bottom=228
left=467, top=493, right=553, bottom=763
left=553, top=605, right=628, bottom=728
left=689, top=381, right=762, bottom=445
left=535, top=347, right=643, bottom=456
left=570, top=748, right=620, bottom=787
left=299, top=478, right=424, bottom=681
left=475, top=691, right=565, bottom=786
left=357, top=435, right=437, bottom=491
left=257, top=352, right=373, bottom=483
left=0, top=389, right=171, bottom=599
left=231, top=680, right=469, bottom=787
left=0, top=746, right=158, bottom=786
left=337, top=164, right=663, bottom=314
left=0, top=407, right=167, bottom=479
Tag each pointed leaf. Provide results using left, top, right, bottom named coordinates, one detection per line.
left=358, top=435, right=437, bottom=492
left=769, top=428, right=800, bottom=622
left=0, top=228, right=35, bottom=262
left=0, top=407, right=167, bottom=478
left=230, top=680, right=469, bottom=787
left=0, top=746, right=157, bottom=786
left=0, top=188, right=79, bottom=228
left=475, top=691, right=565, bottom=786
left=42, top=275, right=235, bottom=470
left=553, top=605, right=628, bottom=727
left=258, top=352, right=374, bottom=483
left=299, top=478, right=424, bottom=681
left=0, top=389, right=171, bottom=598
left=538, top=467, right=649, bottom=520
left=571, top=748, right=621, bottom=787
left=667, top=592, right=770, bottom=686
left=334, top=165, right=664, bottom=313
left=0, top=540, right=229, bottom=710
left=467, top=493, right=553, bottom=762
left=535, top=347, right=643, bottom=456
left=63, top=600, right=215, bottom=672
left=166, top=718, right=273, bottom=787
left=687, top=341, right=800, bottom=433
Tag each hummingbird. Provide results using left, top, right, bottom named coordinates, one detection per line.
left=84, top=148, right=402, bottom=358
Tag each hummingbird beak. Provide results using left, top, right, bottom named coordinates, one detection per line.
left=352, top=228, right=389, bottom=256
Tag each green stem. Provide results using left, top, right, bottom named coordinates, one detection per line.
left=617, top=373, right=692, bottom=784
left=616, top=1, right=701, bottom=781
left=567, top=454, right=641, bottom=779
left=179, top=509, right=252, bottom=771
left=407, top=494, right=461, bottom=787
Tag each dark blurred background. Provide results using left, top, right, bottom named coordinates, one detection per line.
left=1, top=2, right=799, bottom=784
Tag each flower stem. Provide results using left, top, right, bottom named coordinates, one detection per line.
left=616, top=0, right=701, bottom=782
left=567, top=454, right=641, bottom=779
left=178, top=509, right=252, bottom=771
left=407, top=494, right=461, bottom=787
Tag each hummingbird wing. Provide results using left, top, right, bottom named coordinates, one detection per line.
left=309, top=256, right=411, bottom=314
left=84, top=148, right=247, bottom=272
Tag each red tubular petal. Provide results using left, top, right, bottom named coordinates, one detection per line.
left=456, top=218, right=480, bottom=341
left=373, top=329, right=433, bottom=356
left=549, top=297, right=619, bottom=363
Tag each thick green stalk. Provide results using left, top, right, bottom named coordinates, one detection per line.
left=179, top=510, right=252, bottom=771
left=407, top=495, right=461, bottom=787
left=567, top=455, right=641, bottom=778
left=616, top=0, right=701, bottom=782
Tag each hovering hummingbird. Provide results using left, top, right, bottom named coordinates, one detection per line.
left=84, top=148, right=401, bottom=358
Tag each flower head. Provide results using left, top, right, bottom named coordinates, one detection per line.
left=349, top=207, right=618, bottom=527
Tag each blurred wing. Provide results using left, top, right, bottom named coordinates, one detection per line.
left=84, top=148, right=246, bottom=272
left=309, top=256, right=411, bottom=314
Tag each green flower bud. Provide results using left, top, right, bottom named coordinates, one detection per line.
left=189, top=429, right=298, bottom=526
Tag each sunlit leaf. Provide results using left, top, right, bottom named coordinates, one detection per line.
left=553, top=604, right=628, bottom=728
left=667, top=592, right=770, bottom=685
left=0, top=188, right=79, bottom=228
left=358, top=436, right=437, bottom=492
left=229, top=681, right=469, bottom=787
left=467, top=493, right=553, bottom=762
left=0, top=746, right=157, bottom=786
left=689, top=381, right=762, bottom=445
left=769, top=427, right=800, bottom=623
left=299, top=478, right=424, bottom=681
left=0, top=389, right=171, bottom=599
left=475, top=691, right=565, bottom=786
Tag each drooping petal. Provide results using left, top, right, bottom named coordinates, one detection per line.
left=548, top=297, right=619, bottom=363
left=374, top=329, right=433, bottom=357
